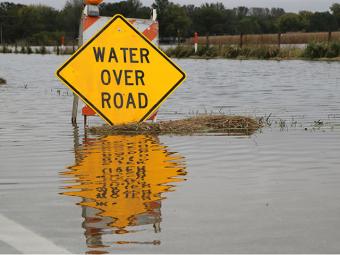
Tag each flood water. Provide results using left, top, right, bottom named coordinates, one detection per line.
left=1, top=54, right=340, bottom=253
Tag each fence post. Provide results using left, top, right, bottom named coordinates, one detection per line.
left=278, top=32, right=281, bottom=49
left=219, top=39, right=222, bottom=54
left=328, top=31, right=332, bottom=45
left=240, top=33, right=243, bottom=48
left=205, top=33, right=210, bottom=48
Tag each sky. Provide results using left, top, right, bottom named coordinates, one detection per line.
left=3, top=0, right=340, bottom=12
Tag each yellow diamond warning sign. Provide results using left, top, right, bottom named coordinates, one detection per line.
left=56, top=14, right=186, bottom=126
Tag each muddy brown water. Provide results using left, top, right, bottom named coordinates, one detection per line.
left=0, top=54, right=340, bottom=253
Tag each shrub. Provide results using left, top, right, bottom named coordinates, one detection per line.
left=63, top=47, right=77, bottom=55
left=164, top=47, right=175, bottom=57
left=239, top=47, right=252, bottom=58
left=223, top=46, right=241, bottom=58
left=278, top=47, right=303, bottom=58
left=205, top=46, right=219, bottom=57
left=26, top=45, right=33, bottom=54
left=20, top=46, right=26, bottom=54
left=1, top=45, right=12, bottom=54
left=247, top=46, right=279, bottom=59
left=196, top=45, right=208, bottom=56
left=175, top=46, right=194, bottom=58
left=14, top=45, right=19, bottom=54
left=303, top=42, right=328, bottom=59
left=164, top=46, right=194, bottom=58
left=35, top=46, right=47, bottom=54
left=325, top=42, right=340, bottom=58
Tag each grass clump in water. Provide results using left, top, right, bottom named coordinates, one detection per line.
left=0, top=77, right=6, bottom=84
left=303, top=42, right=340, bottom=59
left=303, top=42, right=328, bottom=58
left=166, top=45, right=304, bottom=60
left=165, top=46, right=195, bottom=58
left=1, top=45, right=12, bottom=54
left=35, top=46, right=48, bottom=54
left=89, top=115, right=261, bottom=136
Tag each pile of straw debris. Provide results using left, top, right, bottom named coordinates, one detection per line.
left=90, top=115, right=261, bottom=136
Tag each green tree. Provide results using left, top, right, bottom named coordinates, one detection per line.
left=309, top=12, right=337, bottom=32
left=59, top=0, right=83, bottom=41
left=1, top=0, right=340, bottom=45
left=0, top=2, right=24, bottom=43
left=152, top=0, right=170, bottom=38
left=195, top=3, right=225, bottom=34
left=299, top=11, right=313, bottom=31
left=182, top=4, right=196, bottom=36
left=234, top=6, right=248, bottom=18
left=249, top=7, right=270, bottom=18
left=330, top=3, right=340, bottom=29
left=100, top=0, right=150, bottom=19
left=270, top=8, right=285, bottom=18
left=14, top=4, right=59, bottom=45
left=152, top=0, right=191, bottom=40
left=278, top=13, right=302, bottom=32
left=192, top=3, right=227, bottom=45
left=165, top=4, right=191, bottom=40
left=238, top=17, right=261, bottom=34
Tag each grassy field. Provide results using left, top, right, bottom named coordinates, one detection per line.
left=187, top=31, right=340, bottom=46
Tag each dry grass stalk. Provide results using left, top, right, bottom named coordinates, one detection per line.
left=89, top=115, right=261, bottom=136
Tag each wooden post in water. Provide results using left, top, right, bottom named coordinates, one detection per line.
left=219, top=40, right=222, bottom=55
left=205, top=33, right=210, bottom=49
left=278, top=32, right=281, bottom=49
left=328, top=31, right=332, bottom=45
left=240, top=33, right=243, bottom=48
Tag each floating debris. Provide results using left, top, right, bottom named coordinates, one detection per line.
left=0, top=78, right=6, bottom=85
left=89, top=115, right=261, bottom=136
left=314, top=120, right=324, bottom=126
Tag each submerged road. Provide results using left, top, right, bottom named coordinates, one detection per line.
left=1, top=54, right=340, bottom=253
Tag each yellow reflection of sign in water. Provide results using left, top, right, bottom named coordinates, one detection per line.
left=61, top=134, right=186, bottom=249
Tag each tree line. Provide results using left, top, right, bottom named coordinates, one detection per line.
left=0, top=0, right=340, bottom=45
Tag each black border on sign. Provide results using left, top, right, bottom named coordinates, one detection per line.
left=56, top=14, right=186, bottom=126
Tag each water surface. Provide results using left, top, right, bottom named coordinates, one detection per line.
left=0, top=54, right=340, bottom=253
